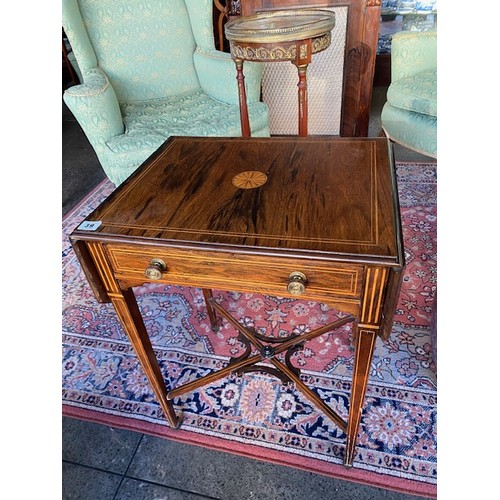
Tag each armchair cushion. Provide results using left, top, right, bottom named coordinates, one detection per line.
left=381, top=103, right=437, bottom=158
left=107, top=89, right=270, bottom=155
left=386, top=68, right=437, bottom=117
left=381, top=30, right=437, bottom=158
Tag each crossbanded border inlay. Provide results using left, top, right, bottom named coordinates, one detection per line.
left=96, top=139, right=380, bottom=247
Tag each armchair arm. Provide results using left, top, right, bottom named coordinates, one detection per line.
left=391, top=31, right=437, bottom=82
left=63, top=67, right=124, bottom=154
left=193, top=47, right=263, bottom=106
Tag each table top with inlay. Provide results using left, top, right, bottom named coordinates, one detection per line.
left=74, top=136, right=403, bottom=267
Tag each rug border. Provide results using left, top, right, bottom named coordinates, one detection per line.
left=63, top=405, right=436, bottom=499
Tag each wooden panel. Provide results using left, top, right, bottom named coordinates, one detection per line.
left=235, top=0, right=381, bottom=137
left=70, top=239, right=109, bottom=303
left=106, top=244, right=364, bottom=304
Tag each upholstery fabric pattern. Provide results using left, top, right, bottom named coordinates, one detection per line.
left=76, top=0, right=200, bottom=102
left=387, top=69, right=437, bottom=117
left=194, top=48, right=263, bottom=106
left=381, top=104, right=436, bottom=158
left=390, top=31, right=437, bottom=82
left=381, top=30, right=437, bottom=158
left=184, top=0, right=216, bottom=49
left=62, top=0, right=98, bottom=75
left=62, top=0, right=270, bottom=186
left=64, top=67, right=125, bottom=151
left=109, top=89, right=269, bottom=154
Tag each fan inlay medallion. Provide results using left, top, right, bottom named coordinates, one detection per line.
left=232, top=170, right=268, bottom=189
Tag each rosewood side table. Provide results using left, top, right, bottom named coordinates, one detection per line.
left=224, top=9, right=335, bottom=137
left=70, top=136, right=405, bottom=466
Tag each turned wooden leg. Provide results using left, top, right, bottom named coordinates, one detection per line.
left=234, top=58, right=251, bottom=137
left=293, top=39, right=312, bottom=137
left=296, top=64, right=309, bottom=137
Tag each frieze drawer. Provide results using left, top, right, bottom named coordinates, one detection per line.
left=105, top=244, right=363, bottom=305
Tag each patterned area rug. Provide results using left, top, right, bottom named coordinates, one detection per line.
left=62, top=163, right=437, bottom=498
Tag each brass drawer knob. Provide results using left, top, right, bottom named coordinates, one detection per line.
left=145, top=258, right=166, bottom=280
left=287, top=271, right=307, bottom=295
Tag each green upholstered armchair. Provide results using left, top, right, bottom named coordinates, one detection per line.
left=62, top=0, right=270, bottom=186
left=381, top=30, right=437, bottom=158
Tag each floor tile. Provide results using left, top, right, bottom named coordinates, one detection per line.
left=62, top=462, right=122, bottom=500
left=126, top=434, right=424, bottom=500
left=62, top=417, right=142, bottom=474
left=116, top=477, right=216, bottom=499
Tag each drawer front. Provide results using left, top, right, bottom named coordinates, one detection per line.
left=105, top=244, right=363, bottom=304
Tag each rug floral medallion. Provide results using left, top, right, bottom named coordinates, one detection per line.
left=62, top=163, right=437, bottom=496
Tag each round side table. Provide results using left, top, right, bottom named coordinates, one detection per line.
left=225, top=9, right=335, bottom=137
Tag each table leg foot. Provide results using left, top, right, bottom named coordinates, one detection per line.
left=343, top=443, right=357, bottom=467
left=202, top=289, right=222, bottom=332
left=171, top=410, right=184, bottom=429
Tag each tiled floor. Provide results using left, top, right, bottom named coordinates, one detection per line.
left=62, top=86, right=435, bottom=499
